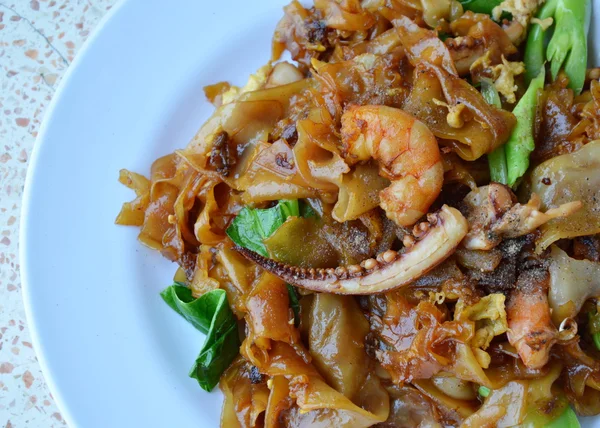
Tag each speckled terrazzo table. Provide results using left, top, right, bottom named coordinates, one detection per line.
left=0, top=1, right=116, bottom=426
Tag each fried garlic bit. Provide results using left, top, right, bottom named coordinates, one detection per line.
left=433, top=98, right=467, bottom=128
left=491, top=56, right=526, bottom=104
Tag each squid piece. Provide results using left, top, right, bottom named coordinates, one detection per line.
left=461, top=183, right=581, bottom=251
left=506, top=269, right=558, bottom=369
left=460, top=183, right=515, bottom=251
left=236, top=205, right=468, bottom=294
left=492, top=194, right=582, bottom=239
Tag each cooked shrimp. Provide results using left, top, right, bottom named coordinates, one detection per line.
left=341, top=105, right=444, bottom=227
left=506, top=269, right=558, bottom=369
left=237, top=108, right=464, bottom=294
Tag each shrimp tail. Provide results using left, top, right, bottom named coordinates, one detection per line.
left=506, top=269, right=558, bottom=369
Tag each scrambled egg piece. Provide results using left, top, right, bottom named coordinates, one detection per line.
left=491, top=56, right=526, bottom=104
left=455, top=293, right=508, bottom=350
left=473, top=348, right=492, bottom=368
left=429, top=291, right=447, bottom=305
left=470, top=50, right=493, bottom=73
left=492, top=0, right=546, bottom=28
left=221, top=63, right=273, bottom=105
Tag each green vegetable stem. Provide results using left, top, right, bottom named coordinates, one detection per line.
left=161, top=285, right=240, bottom=391
left=588, top=310, right=600, bottom=350
left=458, top=0, right=503, bottom=15
left=524, top=0, right=557, bottom=84
left=287, top=284, right=301, bottom=327
left=505, top=67, right=546, bottom=187
left=478, top=385, right=491, bottom=397
left=547, top=0, right=591, bottom=95
left=525, top=0, right=591, bottom=94
left=546, top=406, right=580, bottom=428
left=481, top=80, right=508, bottom=185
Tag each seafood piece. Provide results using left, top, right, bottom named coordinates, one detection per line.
left=461, top=184, right=581, bottom=250
left=341, top=105, right=444, bottom=227
left=236, top=205, right=468, bottom=294
left=235, top=106, right=465, bottom=294
left=460, top=184, right=514, bottom=250
left=492, top=194, right=581, bottom=239
left=506, top=269, right=558, bottom=369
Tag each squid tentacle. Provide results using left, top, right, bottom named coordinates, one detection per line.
left=235, top=205, right=468, bottom=295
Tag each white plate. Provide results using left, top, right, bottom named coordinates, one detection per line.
left=19, top=0, right=600, bottom=427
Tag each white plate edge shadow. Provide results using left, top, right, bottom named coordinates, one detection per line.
left=19, top=0, right=600, bottom=426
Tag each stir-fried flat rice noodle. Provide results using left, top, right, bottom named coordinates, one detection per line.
left=118, top=0, right=600, bottom=425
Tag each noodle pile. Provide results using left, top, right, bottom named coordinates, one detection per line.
left=117, top=0, right=600, bottom=426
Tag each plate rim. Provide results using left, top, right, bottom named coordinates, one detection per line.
left=19, top=1, right=128, bottom=425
